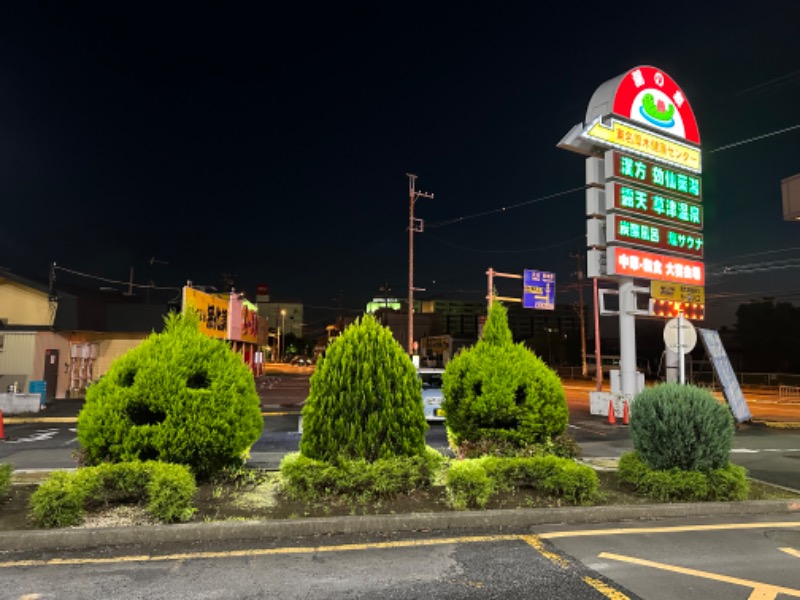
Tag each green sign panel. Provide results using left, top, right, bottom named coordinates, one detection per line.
left=608, top=214, right=704, bottom=258
left=606, top=150, right=701, bottom=202
left=608, top=182, right=703, bottom=230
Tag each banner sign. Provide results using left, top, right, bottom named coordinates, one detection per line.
left=606, top=247, right=704, bottom=285
left=182, top=287, right=229, bottom=340
left=606, top=151, right=701, bottom=202
left=650, top=281, right=705, bottom=304
left=607, top=182, right=702, bottom=230
left=698, top=328, right=752, bottom=423
left=583, top=117, right=701, bottom=172
left=607, top=214, right=704, bottom=258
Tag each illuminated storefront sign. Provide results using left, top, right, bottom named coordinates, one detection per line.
left=606, top=151, right=701, bottom=201
left=606, top=247, right=704, bottom=285
left=607, top=214, right=704, bottom=258
left=182, top=287, right=229, bottom=340
left=607, top=182, right=702, bottom=230
left=583, top=118, right=701, bottom=172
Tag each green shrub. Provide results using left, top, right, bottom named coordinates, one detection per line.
left=629, top=383, right=734, bottom=472
left=146, top=462, right=198, bottom=522
left=0, top=463, right=11, bottom=499
left=481, top=455, right=598, bottom=504
left=446, top=459, right=494, bottom=510
left=442, top=303, right=568, bottom=452
left=29, top=461, right=197, bottom=528
left=300, top=314, right=428, bottom=463
left=618, top=451, right=749, bottom=502
left=279, top=448, right=444, bottom=501
left=29, top=471, right=87, bottom=528
left=77, top=310, right=263, bottom=480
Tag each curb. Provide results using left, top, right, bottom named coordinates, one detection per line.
left=2, top=500, right=799, bottom=552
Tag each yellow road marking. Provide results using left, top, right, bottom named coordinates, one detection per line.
left=781, top=547, right=800, bottom=558
left=519, top=534, right=571, bottom=568
left=599, top=552, right=800, bottom=599
left=583, top=576, right=630, bottom=599
left=540, top=521, right=800, bottom=539
left=0, top=535, right=521, bottom=568
left=4, top=417, right=77, bottom=424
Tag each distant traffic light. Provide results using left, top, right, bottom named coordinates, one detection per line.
left=649, top=299, right=705, bottom=320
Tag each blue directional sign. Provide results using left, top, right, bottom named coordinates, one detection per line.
left=523, top=270, right=555, bottom=310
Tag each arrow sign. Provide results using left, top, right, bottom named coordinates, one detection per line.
left=582, top=117, right=701, bottom=173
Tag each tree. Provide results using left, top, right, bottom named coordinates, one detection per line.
left=299, top=314, right=428, bottom=463
left=442, top=302, right=568, bottom=450
left=77, top=310, right=263, bottom=479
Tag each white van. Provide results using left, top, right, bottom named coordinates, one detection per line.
left=418, top=368, right=445, bottom=422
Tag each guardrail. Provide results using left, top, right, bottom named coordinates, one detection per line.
left=779, top=385, right=800, bottom=402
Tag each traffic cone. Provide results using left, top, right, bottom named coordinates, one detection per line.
left=607, top=399, right=616, bottom=425
left=0, top=409, right=4, bottom=440
left=622, top=400, right=630, bottom=425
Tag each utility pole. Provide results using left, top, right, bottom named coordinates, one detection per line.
left=407, top=173, right=433, bottom=356
left=570, top=251, right=588, bottom=377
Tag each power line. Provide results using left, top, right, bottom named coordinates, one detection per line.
left=424, top=232, right=584, bottom=254
left=54, top=264, right=181, bottom=291
left=708, top=123, right=800, bottom=153
left=426, top=186, right=586, bottom=229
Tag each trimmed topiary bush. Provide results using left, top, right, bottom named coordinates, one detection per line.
left=446, top=459, right=494, bottom=510
left=77, top=310, right=263, bottom=480
left=441, top=302, right=568, bottom=451
left=299, top=314, right=428, bottom=463
left=629, top=383, right=734, bottom=472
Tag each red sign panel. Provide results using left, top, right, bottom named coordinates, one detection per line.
left=607, top=247, right=704, bottom=285
left=612, top=65, right=700, bottom=145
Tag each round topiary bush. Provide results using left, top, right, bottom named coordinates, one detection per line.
left=299, top=314, right=428, bottom=463
left=629, top=382, right=734, bottom=472
left=77, top=310, right=263, bottom=479
left=441, top=302, right=568, bottom=451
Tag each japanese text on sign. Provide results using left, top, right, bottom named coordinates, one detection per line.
left=607, top=247, right=704, bottom=285
left=609, top=182, right=702, bottom=230
left=608, top=214, right=704, bottom=258
left=523, top=270, right=555, bottom=310
left=607, top=151, right=701, bottom=202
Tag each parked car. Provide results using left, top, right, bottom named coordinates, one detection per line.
left=418, top=367, right=445, bottom=422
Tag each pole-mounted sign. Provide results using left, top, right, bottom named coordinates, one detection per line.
left=558, top=64, right=704, bottom=405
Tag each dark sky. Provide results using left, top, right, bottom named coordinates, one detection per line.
left=2, top=2, right=800, bottom=333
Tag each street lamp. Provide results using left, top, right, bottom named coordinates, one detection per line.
left=280, top=309, right=287, bottom=362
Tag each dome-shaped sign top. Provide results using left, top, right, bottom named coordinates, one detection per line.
left=608, top=66, right=700, bottom=145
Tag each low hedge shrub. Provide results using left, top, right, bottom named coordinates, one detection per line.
left=279, top=447, right=445, bottom=501
left=29, top=461, right=197, bottom=528
left=618, top=451, right=749, bottom=502
left=446, top=459, right=494, bottom=510
left=0, top=463, right=11, bottom=499
left=446, top=455, right=599, bottom=510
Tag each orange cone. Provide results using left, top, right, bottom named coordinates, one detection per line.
left=622, top=399, right=630, bottom=425
left=0, top=409, right=4, bottom=440
left=607, top=399, right=616, bottom=425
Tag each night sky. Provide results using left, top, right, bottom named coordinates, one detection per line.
left=2, top=2, right=800, bottom=335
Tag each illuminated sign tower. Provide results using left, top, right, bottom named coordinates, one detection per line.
left=558, top=65, right=703, bottom=407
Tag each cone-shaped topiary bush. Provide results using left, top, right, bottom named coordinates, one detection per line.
left=629, top=382, right=735, bottom=472
left=77, top=310, right=263, bottom=480
left=299, top=314, right=428, bottom=463
left=441, top=302, right=568, bottom=450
